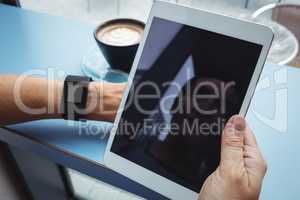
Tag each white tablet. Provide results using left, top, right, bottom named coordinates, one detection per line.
left=105, top=1, right=273, bottom=199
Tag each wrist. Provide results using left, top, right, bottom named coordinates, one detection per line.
left=43, top=79, right=63, bottom=119
left=85, top=82, right=125, bottom=122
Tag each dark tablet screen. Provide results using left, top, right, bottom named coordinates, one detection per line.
left=111, top=17, right=262, bottom=192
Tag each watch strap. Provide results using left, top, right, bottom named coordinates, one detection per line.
left=62, top=75, right=92, bottom=121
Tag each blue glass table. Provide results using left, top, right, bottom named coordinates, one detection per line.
left=0, top=4, right=299, bottom=200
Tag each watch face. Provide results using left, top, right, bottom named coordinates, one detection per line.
left=63, top=76, right=91, bottom=120
left=67, top=83, right=86, bottom=104
left=67, top=82, right=88, bottom=104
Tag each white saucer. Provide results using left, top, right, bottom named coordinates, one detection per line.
left=81, top=47, right=128, bottom=83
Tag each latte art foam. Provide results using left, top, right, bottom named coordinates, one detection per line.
left=97, top=23, right=143, bottom=46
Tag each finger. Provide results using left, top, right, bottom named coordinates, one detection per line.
left=220, top=115, right=246, bottom=168
left=244, top=156, right=267, bottom=186
left=244, top=139, right=268, bottom=185
left=243, top=125, right=267, bottom=175
left=244, top=125, right=258, bottom=148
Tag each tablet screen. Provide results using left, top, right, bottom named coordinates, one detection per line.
left=111, top=17, right=262, bottom=192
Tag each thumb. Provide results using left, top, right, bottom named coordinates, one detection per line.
left=220, top=115, right=246, bottom=169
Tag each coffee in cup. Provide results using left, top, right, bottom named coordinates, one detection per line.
left=94, top=19, right=145, bottom=73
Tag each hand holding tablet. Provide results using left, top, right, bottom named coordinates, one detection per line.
left=105, top=1, right=273, bottom=199
left=199, top=115, right=267, bottom=200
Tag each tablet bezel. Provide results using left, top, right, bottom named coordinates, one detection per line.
left=105, top=1, right=274, bottom=199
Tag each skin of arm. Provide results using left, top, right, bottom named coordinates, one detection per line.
left=0, top=75, right=125, bottom=126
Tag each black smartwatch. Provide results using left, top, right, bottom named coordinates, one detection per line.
left=62, top=75, right=93, bottom=121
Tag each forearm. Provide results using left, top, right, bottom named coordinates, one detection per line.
left=0, top=75, right=61, bottom=126
left=85, top=81, right=124, bottom=122
left=0, top=75, right=124, bottom=126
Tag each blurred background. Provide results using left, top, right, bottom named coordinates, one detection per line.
left=15, top=0, right=299, bottom=23
left=15, top=0, right=300, bottom=23
left=17, top=0, right=300, bottom=67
